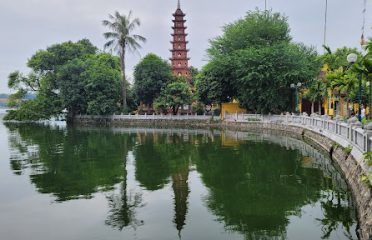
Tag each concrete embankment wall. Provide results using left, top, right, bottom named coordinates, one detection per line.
left=220, top=121, right=372, bottom=240
left=73, top=116, right=372, bottom=239
left=73, top=115, right=222, bottom=128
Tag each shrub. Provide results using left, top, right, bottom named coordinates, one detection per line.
left=363, top=151, right=372, bottom=166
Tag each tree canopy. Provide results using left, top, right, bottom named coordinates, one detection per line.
left=57, top=53, right=121, bottom=116
left=133, top=53, right=173, bottom=106
left=197, top=10, right=320, bottom=113
left=5, top=40, right=122, bottom=121
left=154, top=78, right=193, bottom=115
left=319, top=46, right=367, bottom=110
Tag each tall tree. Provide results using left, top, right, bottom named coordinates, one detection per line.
left=196, top=57, right=236, bottom=107
left=57, top=53, right=121, bottom=117
left=154, top=78, right=193, bottom=115
left=103, top=11, right=146, bottom=111
left=5, top=40, right=121, bottom=121
left=5, top=40, right=97, bottom=121
left=199, top=10, right=320, bottom=113
left=133, top=54, right=173, bottom=106
left=305, top=80, right=327, bottom=114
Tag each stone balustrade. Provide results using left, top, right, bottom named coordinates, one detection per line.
left=225, top=113, right=372, bottom=154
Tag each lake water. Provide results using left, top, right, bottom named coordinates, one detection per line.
left=0, top=121, right=358, bottom=240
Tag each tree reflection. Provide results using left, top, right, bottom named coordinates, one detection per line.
left=6, top=124, right=357, bottom=238
left=6, top=123, right=135, bottom=201
left=193, top=137, right=356, bottom=239
left=105, top=180, right=145, bottom=230
left=133, top=132, right=195, bottom=236
left=133, top=133, right=171, bottom=191
left=6, top=123, right=146, bottom=231
left=317, top=191, right=355, bottom=239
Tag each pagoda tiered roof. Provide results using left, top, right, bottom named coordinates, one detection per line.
left=171, top=33, right=188, bottom=37
left=172, top=19, right=186, bottom=23
left=172, top=26, right=187, bottom=30
left=170, top=49, right=189, bottom=52
left=170, top=41, right=189, bottom=44
left=170, top=0, right=191, bottom=79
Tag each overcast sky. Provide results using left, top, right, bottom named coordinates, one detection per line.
left=0, top=0, right=371, bottom=93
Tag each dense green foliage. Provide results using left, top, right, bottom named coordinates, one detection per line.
left=5, top=40, right=122, bottom=121
left=319, top=46, right=371, bottom=114
left=304, top=80, right=327, bottom=114
left=133, top=54, right=173, bottom=105
left=188, top=66, right=199, bottom=81
left=319, top=46, right=361, bottom=72
left=6, top=39, right=96, bottom=115
left=197, top=10, right=320, bottom=113
left=196, top=57, right=236, bottom=105
left=103, top=11, right=146, bottom=111
left=362, top=41, right=372, bottom=82
left=58, top=53, right=121, bottom=115
left=154, top=78, right=193, bottom=115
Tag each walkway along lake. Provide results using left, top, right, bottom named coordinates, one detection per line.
left=0, top=122, right=359, bottom=240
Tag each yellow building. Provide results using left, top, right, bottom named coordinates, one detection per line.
left=220, top=101, right=246, bottom=120
left=310, top=64, right=369, bottom=118
left=323, top=94, right=369, bottom=118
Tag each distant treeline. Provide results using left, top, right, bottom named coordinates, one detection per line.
left=0, top=93, right=37, bottom=108
left=0, top=93, right=35, bottom=100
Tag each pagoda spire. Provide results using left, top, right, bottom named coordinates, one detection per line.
left=170, top=0, right=191, bottom=80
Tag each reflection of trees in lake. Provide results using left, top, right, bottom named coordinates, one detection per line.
left=317, top=191, right=355, bottom=240
left=193, top=137, right=356, bottom=239
left=6, top=123, right=146, bottom=231
left=133, top=134, right=171, bottom=191
left=105, top=179, right=145, bottom=231
left=133, top=133, right=195, bottom=235
left=6, top=123, right=135, bottom=201
left=6, top=124, right=356, bottom=238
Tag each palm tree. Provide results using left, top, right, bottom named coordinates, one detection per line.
left=305, top=80, right=327, bottom=114
left=328, top=68, right=358, bottom=117
left=362, top=39, right=372, bottom=117
left=103, top=11, right=146, bottom=111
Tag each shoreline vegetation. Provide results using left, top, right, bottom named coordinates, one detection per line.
left=4, top=10, right=323, bottom=122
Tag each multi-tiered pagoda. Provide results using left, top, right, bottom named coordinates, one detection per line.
left=170, top=0, right=190, bottom=80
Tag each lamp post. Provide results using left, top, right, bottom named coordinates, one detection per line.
left=347, top=53, right=362, bottom=121
left=367, top=81, right=372, bottom=119
left=290, top=82, right=302, bottom=113
left=370, top=79, right=372, bottom=120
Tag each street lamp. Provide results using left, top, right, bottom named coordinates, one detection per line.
left=347, top=53, right=362, bottom=121
left=367, top=81, right=372, bottom=119
left=290, top=82, right=302, bottom=113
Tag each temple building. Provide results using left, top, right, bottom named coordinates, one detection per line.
left=170, top=0, right=191, bottom=81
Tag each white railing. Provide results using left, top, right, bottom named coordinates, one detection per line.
left=224, top=113, right=372, bottom=154
left=76, top=114, right=213, bottom=121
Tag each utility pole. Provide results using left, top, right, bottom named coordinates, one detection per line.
left=323, top=0, right=328, bottom=47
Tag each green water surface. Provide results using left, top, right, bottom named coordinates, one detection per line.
left=0, top=122, right=358, bottom=240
